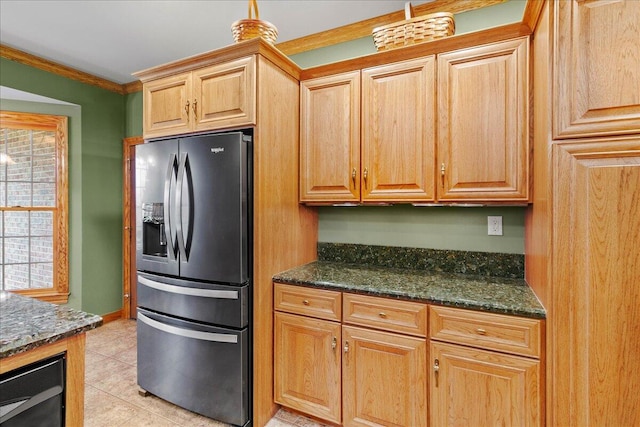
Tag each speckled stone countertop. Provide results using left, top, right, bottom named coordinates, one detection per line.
left=274, top=261, right=545, bottom=319
left=0, top=291, right=103, bottom=359
left=274, top=244, right=545, bottom=319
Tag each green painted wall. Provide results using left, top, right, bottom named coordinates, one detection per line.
left=290, top=0, right=527, bottom=68
left=319, top=205, right=525, bottom=254
left=291, top=0, right=528, bottom=255
left=125, top=91, right=143, bottom=137
left=1, top=57, right=125, bottom=315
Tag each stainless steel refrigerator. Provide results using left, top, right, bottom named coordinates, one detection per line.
left=135, top=130, right=252, bottom=427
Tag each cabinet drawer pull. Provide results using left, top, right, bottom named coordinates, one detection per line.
left=434, top=358, right=440, bottom=387
left=302, top=299, right=310, bottom=306
left=363, top=168, right=368, bottom=188
left=476, top=328, right=487, bottom=335
left=332, top=336, right=337, bottom=350
left=192, top=98, right=198, bottom=120
left=185, top=100, right=190, bottom=119
left=379, top=312, right=387, bottom=318
left=343, top=340, right=349, bottom=353
left=352, top=168, right=357, bottom=187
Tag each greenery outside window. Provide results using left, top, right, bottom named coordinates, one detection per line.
left=0, top=111, right=69, bottom=303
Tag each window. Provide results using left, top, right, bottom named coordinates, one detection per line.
left=0, top=111, right=68, bottom=303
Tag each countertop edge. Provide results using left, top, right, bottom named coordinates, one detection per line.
left=0, top=316, right=103, bottom=360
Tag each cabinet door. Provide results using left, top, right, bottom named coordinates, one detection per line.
left=342, top=326, right=427, bottom=427
left=551, top=138, right=640, bottom=427
left=430, top=341, right=541, bottom=427
left=192, top=56, right=256, bottom=132
left=438, top=37, right=529, bottom=201
left=143, top=72, right=192, bottom=138
left=553, top=0, right=640, bottom=139
left=362, top=57, right=436, bottom=202
left=274, top=312, right=341, bottom=424
left=300, top=71, right=361, bottom=203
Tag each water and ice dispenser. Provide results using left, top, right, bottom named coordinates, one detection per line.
left=141, top=202, right=167, bottom=257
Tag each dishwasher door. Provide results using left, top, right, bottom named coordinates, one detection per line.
left=0, top=354, right=65, bottom=427
left=137, top=308, right=249, bottom=426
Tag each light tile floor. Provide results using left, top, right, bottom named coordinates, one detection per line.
left=84, top=319, right=329, bottom=427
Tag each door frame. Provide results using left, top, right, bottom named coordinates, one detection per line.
left=122, top=136, right=144, bottom=319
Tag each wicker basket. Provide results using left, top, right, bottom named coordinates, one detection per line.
left=373, top=2, right=454, bottom=51
left=231, top=0, right=278, bottom=44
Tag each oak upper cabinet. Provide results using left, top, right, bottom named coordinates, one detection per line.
left=300, top=56, right=436, bottom=204
left=553, top=0, right=640, bottom=139
left=300, top=71, right=361, bottom=202
left=437, top=37, right=529, bottom=202
left=342, top=294, right=428, bottom=427
left=273, top=284, right=342, bottom=424
left=142, top=56, right=256, bottom=138
left=429, top=305, right=543, bottom=427
left=362, top=56, right=436, bottom=202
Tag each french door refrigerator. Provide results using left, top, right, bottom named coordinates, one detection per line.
left=135, top=130, right=252, bottom=427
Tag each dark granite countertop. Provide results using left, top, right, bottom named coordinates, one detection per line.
left=0, top=291, right=103, bottom=359
left=273, top=261, right=545, bottom=319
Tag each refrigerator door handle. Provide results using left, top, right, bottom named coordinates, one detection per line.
left=138, top=312, right=239, bottom=344
left=138, top=275, right=239, bottom=299
left=175, top=152, right=191, bottom=261
left=164, top=154, right=178, bottom=260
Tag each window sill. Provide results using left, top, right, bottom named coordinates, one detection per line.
left=10, top=290, right=70, bottom=305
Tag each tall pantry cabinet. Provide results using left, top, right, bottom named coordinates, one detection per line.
left=526, top=1, right=640, bottom=426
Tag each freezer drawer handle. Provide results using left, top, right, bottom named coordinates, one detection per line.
left=138, top=312, right=238, bottom=344
left=0, top=386, right=63, bottom=423
left=138, top=275, right=239, bottom=299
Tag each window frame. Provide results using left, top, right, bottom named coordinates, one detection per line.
left=0, top=111, right=69, bottom=303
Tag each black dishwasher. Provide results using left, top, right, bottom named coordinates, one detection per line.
left=0, top=353, right=65, bottom=427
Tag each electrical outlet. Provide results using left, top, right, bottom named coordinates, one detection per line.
left=488, top=216, right=503, bottom=236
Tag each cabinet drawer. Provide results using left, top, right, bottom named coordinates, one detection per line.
left=429, top=305, right=542, bottom=358
left=343, top=293, right=427, bottom=337
left=274, top=283, right=341, bottom=321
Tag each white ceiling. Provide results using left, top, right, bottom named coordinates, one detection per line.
left=0, top=0, right=435, bottom=85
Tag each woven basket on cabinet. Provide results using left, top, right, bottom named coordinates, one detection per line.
left=231, top=0, right=278, bottom=44
left=373, top=2, right=454, bottom=51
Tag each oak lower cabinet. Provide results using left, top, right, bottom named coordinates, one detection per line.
left=430, top=341, right=540, bottom=427
left=274, top=284, right=428, bottom=426
left=140, top=56, right=256, bottom=138
left=274, top=312, right=342, bottom=424
left=550, top=137, right=640, bottom=427
left=429, top=305, right=543, bottom=427
left=274, top=284, right=342, bottom=423
left=274, top=284, right=544, bottom=426
left=342, top=326, right=427, bottom=427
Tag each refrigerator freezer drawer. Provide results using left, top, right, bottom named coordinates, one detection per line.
left=137, top=309, right=249, bottom=426
left=137, top=272, right=249, bottom=328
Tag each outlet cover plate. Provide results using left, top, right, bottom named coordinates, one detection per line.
left=488, top=216, right=503, bottom=236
